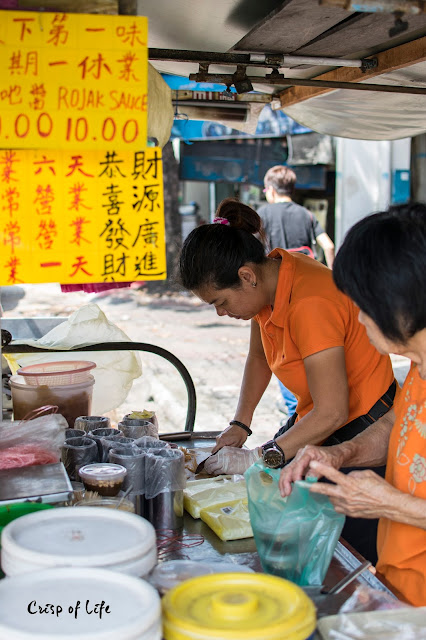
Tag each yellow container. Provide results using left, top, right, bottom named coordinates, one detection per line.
left=162, top=572, right=316, bottom=640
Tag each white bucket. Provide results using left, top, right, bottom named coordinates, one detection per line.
left=0, top=567, right=161, bottom=639
left=1, top=507, right=157, bottom=578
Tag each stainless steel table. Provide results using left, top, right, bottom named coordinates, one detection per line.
left=160, top=430, right=398, bottom=624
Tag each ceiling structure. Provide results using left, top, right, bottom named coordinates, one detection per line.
left=140, top=0, right=426, bottom=139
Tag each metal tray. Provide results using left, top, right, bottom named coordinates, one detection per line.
left=159, top=431, right=221, bottom=448
left=0, top=462, right=72, bottom=505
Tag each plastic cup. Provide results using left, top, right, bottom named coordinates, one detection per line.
left=78, top=463, right=127, bottom=497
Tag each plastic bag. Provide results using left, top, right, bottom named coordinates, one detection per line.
left=317, top=606, right=426, bottom=639
left=245, top=459, right=345, bottom=586
left=144, top=449, right=186, bottom=499
left=184, top=475, right=247, bottom=518
left=200, top=499, right=253, bottom=541
left=0, top=412, right=68, bottom=470
left=340, top=585, right=407, bottom=613
left=4, top=303, right=142, bottom=414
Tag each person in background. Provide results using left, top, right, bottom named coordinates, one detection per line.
left=178, top=197, right=397, bottom=563
left=258, top=165, right=335, bottom=267
left=258, top=165, right=335, bottom=415
left=279, top=202, right=426, bottom=606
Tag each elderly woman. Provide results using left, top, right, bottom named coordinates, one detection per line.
left=279, top=202, right=426, bottom=606
left=178, top=197, right=397, bottom=562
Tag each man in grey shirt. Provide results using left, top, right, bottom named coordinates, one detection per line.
left=258, top=165, right=335, bottom=268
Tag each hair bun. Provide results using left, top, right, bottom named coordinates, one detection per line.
left=215, top=198, right=261, bottom=235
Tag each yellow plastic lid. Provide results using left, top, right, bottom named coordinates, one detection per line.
left=162, top=572, right=316, bottom=640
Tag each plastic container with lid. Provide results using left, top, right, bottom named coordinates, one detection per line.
left=0, top=567, right=161, bottom=639
left=162, top=573, right=316, bottom=640
left=17, top=360, right=96, bottom=386
left=78, top=463, right=127, bottom=496
left=75, top=497, right=135, bottom=513
left=10, top=374, right=95, bottom=428
left=1, top=506, right=157, bottom=578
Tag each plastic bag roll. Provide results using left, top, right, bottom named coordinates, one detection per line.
left=144, top=449, right=185, bottom=500
left=98, top=434, right=132, bottom=463
left=74, top=415, right=110, bottom=433
left=87, top=428, right=123, bottom=459
left=65, top=428, right=85, bottom=440
left=62, top=436, right=98, bottom=480
left=118, top=420, right=157, bottom=439
left=109, top=447, right=145, bottom=494
left=135, top=436, right=168, bottom=450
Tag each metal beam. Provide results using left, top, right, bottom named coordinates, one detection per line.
left=148, top=48, right=367, bottom=69
left=278, top=36, right=426, bottom=107
left=189, top=72, right=426, bottom=95
left=171, top=89, right=272, bottom=103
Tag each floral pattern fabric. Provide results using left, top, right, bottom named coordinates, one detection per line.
left=376, top=362, right=426, bottom=606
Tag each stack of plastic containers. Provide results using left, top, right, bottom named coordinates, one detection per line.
left=0, top=567, right=162, bottom=639
left=1, top=506, right=157, bottom=578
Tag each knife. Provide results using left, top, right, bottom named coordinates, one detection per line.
left=195, top=450, right=218, bottom=474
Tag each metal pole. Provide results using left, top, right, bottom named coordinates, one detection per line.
left=281, top=55, right=362, bottom=68
left=188, top=73, right=426, bottom=95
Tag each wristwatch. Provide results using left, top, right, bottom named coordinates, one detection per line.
left=262, top=440, right=286, bottom=469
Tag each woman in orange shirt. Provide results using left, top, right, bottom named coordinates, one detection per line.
left=178, top=197, right=396, bottom=562
left=279, top=202, right=426, bottom=605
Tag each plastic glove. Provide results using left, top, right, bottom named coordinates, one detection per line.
left=204, top=446, right=262, bottom=476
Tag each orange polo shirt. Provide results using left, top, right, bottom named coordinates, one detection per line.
left=255, top=249, right=394, bottom=422
left=376, top=363, right=426, bottom=606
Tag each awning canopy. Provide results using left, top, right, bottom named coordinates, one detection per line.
left=144, top=0, right=426, bottom=141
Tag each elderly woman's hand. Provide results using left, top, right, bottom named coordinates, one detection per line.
left=204, top=446, right=261, bottom=475
left=212, top=425, right=248, bottom=453
left=279, top=444, right=344, bottom=497
left=308, top=461, right=400, bottom=519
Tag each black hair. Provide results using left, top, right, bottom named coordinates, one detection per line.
left=333, top=202, right=426, bottom=343
left=178, top=198, right=267, bottom=290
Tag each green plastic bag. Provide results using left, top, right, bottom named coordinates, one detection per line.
left=245, top=459, right=345, bottom=586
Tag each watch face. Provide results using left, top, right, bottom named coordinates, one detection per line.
left=263, top=448, right=283, bottom=468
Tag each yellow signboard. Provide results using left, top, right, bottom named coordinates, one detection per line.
left=0, top=11, right=148, bottom=149
left=0, top=147, right=166, bottom=284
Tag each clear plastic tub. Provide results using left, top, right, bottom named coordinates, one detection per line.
left=10, top=374, right=95, bottom=428
left=78, top=463, right=127, bottom=496
left=74, top=497, right=135, bottom=512
left=17, top=361, right=96, bottom=386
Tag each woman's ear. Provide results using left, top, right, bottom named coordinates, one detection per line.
left=238, top=266, right=256, bottom=285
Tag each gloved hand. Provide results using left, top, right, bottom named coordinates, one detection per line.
left=212, top=425, right=248, bottom=453
left=204, top=446, right=262, bottom=476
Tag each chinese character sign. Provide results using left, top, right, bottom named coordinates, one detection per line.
left=0, top=11, right=148, bottom=149
left=0, top=147, right=166, bottom=284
